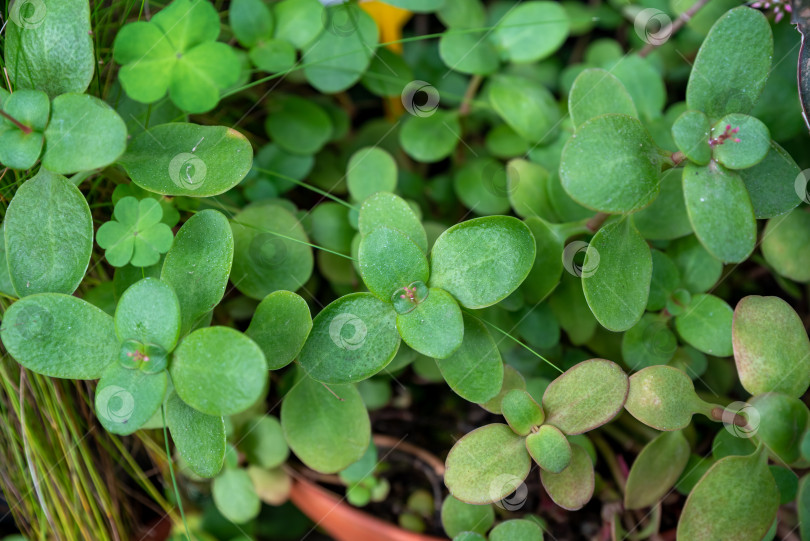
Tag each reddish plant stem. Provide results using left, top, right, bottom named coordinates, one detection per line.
left=586, top=212, right=610, bottom=232
left=0, top=110, right=32, bottom=135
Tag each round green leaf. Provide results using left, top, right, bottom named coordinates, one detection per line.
left=42, top=93, right=127, bottom=174
left=542, top=359, right=628, bottom=434
left=621, top=313, right=677, bottom=370
left=526, top=424, right=571, bottom=474
left=396, top=288, right=463, bottom=359
left=669, top=235, right=722, bottom=293
left=213, top=468, right=261, bottom=524
left=399, top=110, right=460, bottom=164
left=489, top=519, right=544, bottom=541
left=677, top=449, right=779, bottom=541
left=633, top=168, right=692, bottom=241
left=505, top=160, right=554, bottom=219
left=4, top=169, right=92, bottom=296
left=249, top=39, right=296, bottom=72
left=114, top=278, right=181, bottom=352
left=280, top=371, right=370, bottom=473
left=440, top=496, right=494, bottom=538
left=624, top=430, right=690, bottom=510
left=569, top=68, right=636, bottom=128
left=119, top=123, right=253, bottom=197
left=358, top=192, right=428, bottom=253
left=246, top=290, right=312, bottom=370
left=265, top=95, right=332, bottom=155
left=493, top=1, right=569, bottom=63
left=439, top=30, right=499, bottom=75
left=761, top=208, right=810, bottom=282
left=740, top=141, right=801, bottom=219
left=647, top=250, right=680, bottom=311
left=166, top=392, right=226, bottom=478
left=540, top=444, right=594, bottom=510
left=582, top=219, right=652, bottom=332
left=521, top=217, right=563, bottom=303
left=672, top=110, right=711, bottom=165
left=161, top=209, right=234, bottom=335
left=453, top=158, right=511, bottom=216
left=749, top=393, right=809, bottom=464
left=711, top=114, right=770, bottom=170
left=429, top=216, right=536, bottom=309
left=675, top=293, right=733, bottom=357
left=347, top=147, right=397, bottom=202
left=230, top=203, right=314, bottom=300
left=358, top=227, right=429, bottom=300
left=560, top=114, right=661, bottom=213
left=240, top=415, right=289, bottom=469
left=502, top=389, right=545, bottom=436
left=229, top=0, right=274, bottom=47
left=444, top=423, right=532, bottom=504
left=298, top=293, right=400, bottom=383
left=603, top=55, right=666, bottom=121
left=489, top=74, right=560, bottom=144
left=481, top=364, right=526, bottom=414
left=686, top=7, right=773, bottom=120
left=170, top=327, right=268, bottom=416
left=624, top=365, right=712, bottom=431
left=95, top=362, right=168, bottom=435
left=1, top=293, right=117, bottom=379
left=273, top=0, right=324, bottom=48
left=435, top=313, right=503, bottom=404
left=732, top=295, right=810, bottom=398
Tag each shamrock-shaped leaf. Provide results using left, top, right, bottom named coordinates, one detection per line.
left=96, top=197, right=174, bottom=267
left=113, top=0, right=240, bottom=113
left=0, top=89, right=48, bottom=169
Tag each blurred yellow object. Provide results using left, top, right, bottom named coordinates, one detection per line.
left=360, top=1, right=412, bottom=53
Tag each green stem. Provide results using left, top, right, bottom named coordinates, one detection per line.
left=466, top=312, right=563, bottom=373
left=253, top=167, right=358, bottom=211
left=162, top=406, right=191, bottom=541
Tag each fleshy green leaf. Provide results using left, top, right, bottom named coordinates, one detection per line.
left=749, top=393, right=809, bottom=464
left=4, top=169, right=92, bottom=296
left=489, top=519, right=544, bottom=541
left=298, top=293, right=400, bottom=383
left=114, top=278, right=180, bottom=351
left=521, top=217, right=564, bottom=303
left=732, top=295, right=810, bottom=398
left=539, top=444, right=594, bottom=510
left=396, top=288, right=463, bottom=359
left=671, top=110, right=711, bottom=165
left=501, top=389, right=545, bottom=436
left=358, top=227, right=429, bottom=300
left=239, top=415, right=289, bottom=469
left=230, top=203, right=314, bottom=300
left=439, top=31, right=499, bottom=75
left=166, top=392, right=226, bottom=478
left=42, top=93, right=127, bottom=174
left=624, top=431, right=690, bottom=509
left=493, top=1, right=569, bottom=63
left=542, top=359, right=628, bottom=434
left=560, top=114, right=661, bottom=213
left=4, top=0, right=95, bottom=98
left=710, top=114, right=770, bottom=170
left=435, top=313, right=503, bottom=404
left=170, top=327, right=267, bottom=416
left=161, top=209, right=234, bottom=334
left=95, top=362, right=168, bottom=435
left=624, top=365, right=712, bottom=431
left=761, top=208, right=810, bottom=282
left=453, top=158, right=511, bottom=216
left=674, top=293, right=733, bottom=357
left=246, top=290, right=312, bottom=370
left=429, top=216, right=536, bottom=309
left=621, top=313, right=677, bottom=370
left=669, top=235, right=722, bottom=293
left=740, top=142, right=802, bottom=219
left=265, top=95, right=333, bottom=155
left=273, top=0, right=324, bottom=48
left=632, top=168, right=692, bottom=241
left=686, top=7, right=773, bottom=120
left=358, top=192, right=428, bottom=253
left=526, top=424, right=571, bottom=473
left=481, top=364, right=526, bottom=414
left=399, top=110, right=460, bottom=164
left=229, top=0, right=274, bottom=47
left=212, top=468, right=261, bottom=524
left=488, top=74, right=560, bottom=144
left=280, top=371, right=370, bottom=473
left=582, top=219, right=652, bottom=332
left=347, top=147, right=397, bottom=202
left=119, top=123, right=253, bottom=197
left=444, top=423, right=532, bottom=504
left=677, top=448, right=779, bottom=541
left=569, top=68, right=636, bottom=128
left=1, top=293, right=117, bottom=379
left=440, top=496, right=494, bottom=538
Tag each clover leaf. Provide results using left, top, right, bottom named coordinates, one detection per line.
left=113, top=0, right=240, bottom=113
left=96, top=196, right=174, bottom=267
